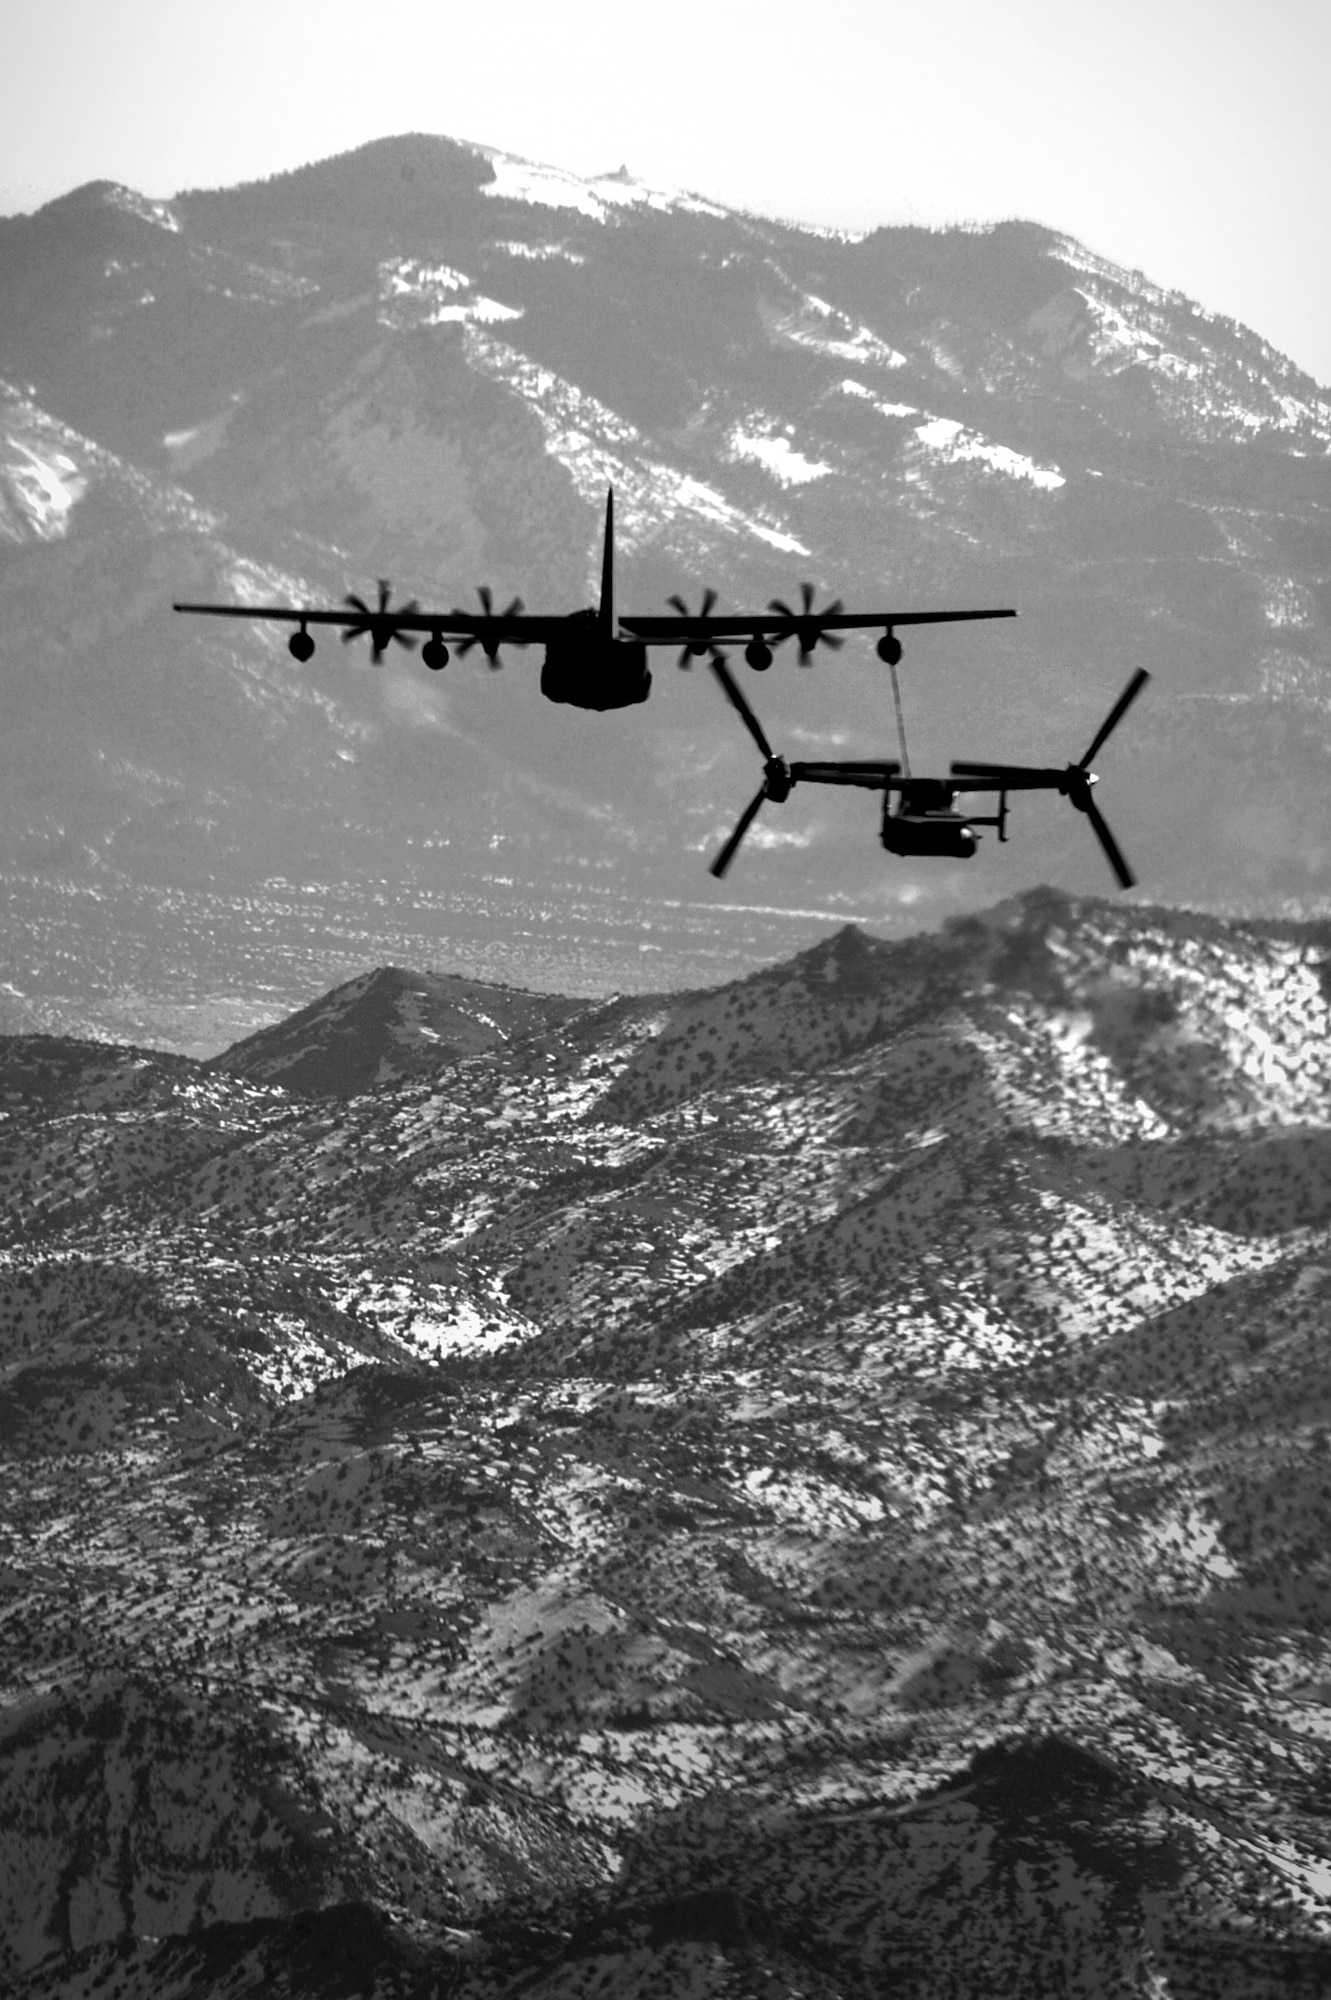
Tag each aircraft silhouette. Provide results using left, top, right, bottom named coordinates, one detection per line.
left=706, top=654, right=1149, bottom=888
left=174, top=491, right=1015, bottom=712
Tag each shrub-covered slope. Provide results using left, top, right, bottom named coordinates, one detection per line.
left=3, top=891, right=1331, bottom=1994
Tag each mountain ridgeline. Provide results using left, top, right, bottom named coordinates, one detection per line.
left=3, top=890, right=1331, bottom=1994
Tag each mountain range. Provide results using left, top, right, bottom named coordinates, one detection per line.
left=1, top=134, right=1329, bottom=1052
left=3, top=888, right=1331, bottom=1994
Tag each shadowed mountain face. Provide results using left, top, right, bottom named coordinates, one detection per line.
left=3, top=890, right=1331, bottom=1994
left=1, top=134, right=1329, bottom=1050
left=209, top=966, right=586, bottom=1096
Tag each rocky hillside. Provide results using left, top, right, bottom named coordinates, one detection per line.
left=3, top=890, right=1331, bottom=1994
left=209, top=966, right=586, bottom=1096
left=1, top=135, right=1329, bottom=1048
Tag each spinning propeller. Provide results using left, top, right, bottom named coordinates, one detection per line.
left=707, top=658, right=793, bottom=878
left=341, top=581, right=419, bottom=664
left=666, top=589, right=719, bottom=667
left=456, top=585, right=527, bottom=666
left=950, top=668, right=1150, bottom=888
left=767, top=582, right=846, bottom=664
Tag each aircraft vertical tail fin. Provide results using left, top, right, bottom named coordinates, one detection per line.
left=598, top=488, right=614, bottom=636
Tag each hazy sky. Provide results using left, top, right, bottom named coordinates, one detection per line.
left=4, top=0, right=1329, bottom=384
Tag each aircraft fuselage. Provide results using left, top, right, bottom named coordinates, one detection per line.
left=880, top=782, right=978, bottom=859
left=540, top=617, right=651, bottom=710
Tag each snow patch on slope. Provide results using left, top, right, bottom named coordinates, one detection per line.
left=1263, top=579, right=1317, bottom=632
left=1, top=384, right=221, bottom=542
left=493, top=239, right=587, bottom=265
left=479, top=150, right=728, bottom=223
left=463, top=330, right=809, bottom=557
left=378, top=257, right=522, bottom=330
left=334, top=1275, right=540, bottom=1359
left=0, top=434, right=89, bottom=540
left=914, top=417, right=1066, bottom=490
left=1050, top=236, right=1331, bottom=446
left=104, top=184, right=180, bottom=232
left=773, top=294, right=907, bottom=370
left=838, top=381, right=918, bottom=421
left=729, top=425, right=832, bottom=485
left=838, top=380, right=1065, bottom=490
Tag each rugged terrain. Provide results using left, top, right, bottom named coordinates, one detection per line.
left=4, top=889, right=1331, bottom=1995
left=1, top=135, right=1330, bottom=1048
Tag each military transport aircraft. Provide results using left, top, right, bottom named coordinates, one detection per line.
left=706, top=653, right=1149, bottom=888
left=174, top=491, right=1015, bottom=712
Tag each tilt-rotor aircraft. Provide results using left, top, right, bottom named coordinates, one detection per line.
left=706, top=654, right=1149, bottom=888
left=174, top=491, right=1015, bottom=711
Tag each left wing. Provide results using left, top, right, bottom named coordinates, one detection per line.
left=174, top=583, right=587, bottom=664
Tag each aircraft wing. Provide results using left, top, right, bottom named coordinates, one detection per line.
left=621, top=607, right=1016, bottom=643
left=948, top=764, right=1069, bottom=791
left=173, top=602, right=578, bottom=643
left=790, top=761, right=901, bottom=789
left=175, top=603, right=379, bottom=628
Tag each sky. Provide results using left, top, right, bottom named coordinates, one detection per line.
left=3, top=0, right=1329, bottom=384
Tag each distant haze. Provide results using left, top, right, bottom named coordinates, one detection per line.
left=4, top=0, right=1329, bottom=386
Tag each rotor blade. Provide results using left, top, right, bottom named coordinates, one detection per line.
left=343, top=594, right=370, bottom=618
left=709, top=786, right=768, bottom=880
left=710, top=656, right=776, bottom=761
left=1083, top=795, right=1135, bottom=890
left=1078, top=668, right=1150, bottom=769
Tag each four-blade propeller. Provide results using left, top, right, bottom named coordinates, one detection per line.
left=767, top=582, right=846, bottom=664
left=950, top=668, right=1149, bottom=888
left=666, top=589, right=720, bottom=667
left=341, top=581, right=420, bottom=664
left=455, top=585, right=527, bottom=666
